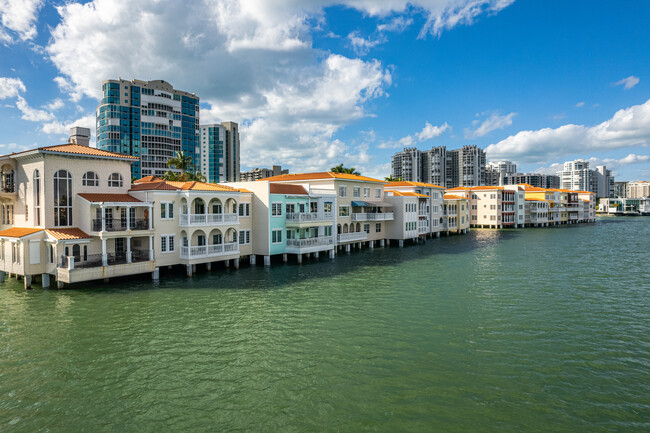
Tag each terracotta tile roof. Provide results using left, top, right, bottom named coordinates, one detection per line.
left=270, top=183, right=308, bottom=195
left=261, top=172, right=384, bottom=183
left=525, top=198, right=548, bottom=201
left=0, top=227, right=43, bottom=238
left=446, top=186, right=471, bottom=191
left=130, top=180, right=179, bottom=191
left=130, top=179, right=239, bottom=192
left=522, top=186, right=548, bottom=192
left=45, top=228, right=91, bottom=240
left=386, top=181, right=445, bottom=189
left=444, top=194, right=467, bottom=200
left=2, top=143, right=139, bottom=161
left=575, top=190, right=595, bottom=194
left=238, top=188, right=253, bottom=194
left=79, top=193, right=142, bottom=203
left=386, top=190, right=429, bottom=197
left=468, top=185, right=504, bottom=190
left=134, top=175, right=162, bottom=183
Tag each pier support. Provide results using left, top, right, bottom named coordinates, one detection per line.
left=152, top=268, right=160, bottom=281
left=297, top=254, right=303, bottom=264
left=380, top=239, right=385, bottom=247
left=436, top=232, right=440, bottom=238
left=329, top=249, right=335, bottom=259
left=399, top=240, right=404, bottom=248
left=0, top=271, right=5, bottom=283
left=345, top=244, right=351, bottom=253
left=192, top=264, right=197, bottom=273
left=369, top=241, right=374, bottom=249
left=234, top=259, right=240, bottom=270
left=186, top=264, right=193, bottom=277
left=283, top=254, right=288, bottom=263
left=57, top=280, right=64, bottom=289
left=263, top=255, right=271, bottom=267
left=225, top=260, right=230, bottom=268
left=41, top=273, right=51, bottom=288
left=250, top=255, right=256, bottom=265
left=206, top=262, right=212, bottom=271
left=24, top=275, right=32, bottom=290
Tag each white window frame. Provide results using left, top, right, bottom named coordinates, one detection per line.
left=271, top=202, right=283, bottom=216
left=339, top=186, right=347, bottom=197
left=160, top=202, right=174, bottom=220
left=338, top=205, right=350, bottom=217
left=161, top=234, right=175, bottom=253
left=271, top=229, right=282, bottom=244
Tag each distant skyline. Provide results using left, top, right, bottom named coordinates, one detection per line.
left=0, top=0, right=649, bottom=180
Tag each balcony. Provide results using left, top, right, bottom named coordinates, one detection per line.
left=351, top=212, right=394, bottom=221
left=180, top=242, right=239, bottom=259
left=179, top=213, right=238, bottom=227
left=57, top=251, right=154, bottom=284
left=285, top=212, right=333, bottom=227
left=286, top=236, right=334, bottom=253
left=92, top=218, right=150, bottom=232
left=337, top=232, right=367, bottom=243
left=418, top=227, right=429, bottom=234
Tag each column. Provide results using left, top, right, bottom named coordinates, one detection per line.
left=24, top=275, right=32, bottom=290
left=126, top=205, right=131, bottom=230
left=41, top=273, right=51, bottom=288
left=399, top=240, right=404, bottom=248
left=345, top=244, right=350, bottom=253
left=101, top=238, right=108, bottom=266
left=148, top=204, right=153, bottom=229
left=186, top=264, right=192, bottom=277
left=282, top=254, right=288, bottom=263
left=101, top=205, right=106, bottom=232
left=297, top=254, right=302, bottom=264
left=329, top=249, right=335, bottom=259
left=206, top=262, right=212, bottom=271
left=250, top=255, right=256, bottom=265
left=0, top=271, right=5, bottom=282
left=263, top=255, right=271, bottom=267
left=126, top=236, right=132, bottom=263
left=68, top=255, right=74, bottom=270
left=379, top=239, right=385, bottom=247
left=152, top=268, right=160, bottom=280
left=234, top=259, right=240, bottom=269
left=368, top=241, right=374, bottom=249
left=149, top=235, right=154, bottom=261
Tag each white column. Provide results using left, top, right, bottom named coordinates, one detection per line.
left=41, top=273, right=51, bottom=288
left=149, top=235, right=154, bottom=261
left=148, top=204, right=153, bottom=229
left=126, top=237, right=132, bottom=263
left=126, top=205, right=131, bottom=230
left=101, top=238, right=107, bottom=266
left=101, top=205, right=106, bottom=232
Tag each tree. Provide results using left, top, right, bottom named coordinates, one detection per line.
left=331, top=164, right=360, bottom=175
left=384, top=175, right=402, bottom=182
left=167, top=151, right=193, bottom=173
left=163, top=151, right=207, bottom=182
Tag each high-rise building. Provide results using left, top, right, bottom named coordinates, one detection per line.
left=453, top=145, right=486, bottom=187
left=391, top=147, right=421, bottom=182
left=240, top=165, right=289, bottom=181
left=97, top=79, right=200, bottom=179
left=199, top=123, right=240, bottom=183
left=614, top=181, right=628, bottom=198
left=557, top=159, right=614, bottom=197
left=501, top=172, right=560, bottom=189
left=421, top=146, right=447, bottom=186
left=485, top=161, right=517, bottom=186
left=627, top=181, right=650, bottom=198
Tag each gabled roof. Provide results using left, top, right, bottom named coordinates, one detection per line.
left=386, top=190, right=429, bottom=197
left=0, top=227, right=43, bottom=238
left=1, top=143, right=139, bottom=161
left=446, top=186, right=471, bottom=191
left=45, top=228, right=91, bottom=240
left=444, top=194, right=467, bottom=200
left=270, top=183, right=308, bottom=195
left=130, top=178, right=240, bottom=192
left=261, top=172, right=385, bottom=183
left=447, top=185, right=503, bottom=191
left=385, top=181, right=445, bottom=189
left=78, top=193, right=142, bottom=203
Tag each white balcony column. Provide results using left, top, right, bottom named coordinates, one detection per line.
left=126, top=237, right=132, bottom=263
left=126, top=205, right=131, bottom=230
left=67, top=256, right=74, bottom=270
left=148, top=204, right=153, bottom=229
left=149, top=235, right=154, bottom=260
left=101, top=238, right=107, bottom=266
left=101, top=205, right=106, bottom=232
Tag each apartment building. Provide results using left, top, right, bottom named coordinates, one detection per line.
left=384, top=191, right=423, bottom=246
left=227, top=180, right=336, bottom=265
left=199, top=122, right=240, bottom=183
left=442, top=194, right=470, bottom=234
left=384, top=181, right=445, bottom=238
left=258, top=172, right=392, bottom=251
left=391, top=147, right=421, bottom=182
left=446, top=186, right=508, bottom=229
left=558, top=159, right=614, bottom=198
left=240, top=165, right=289, bottom=182
left=627, top=181, right=650, bottom=198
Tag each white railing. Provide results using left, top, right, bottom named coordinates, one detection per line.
left=180, top=242, right=239, bottom=259
left=286, top=237, right=334, bottom=249
left=351, top=212, right=394, bottom=221
left=285, top=212, right=333, bottom=223
left=418, top=227, right=429, bottom=234
left=337, top=232, right=368, bottom=242
left=180, top=213, right=239, bottom=226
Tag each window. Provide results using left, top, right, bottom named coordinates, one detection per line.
left=159, top=202, right=174, bottom=219
left=363, top=187, right=370, bottom=198
left=108, top=173, right=123, bottom=187
left=82, top=171, right=99, bottom=186
left=375, top=223, right=381, bottom=232
left=25, top=204, right=28, bottom=222
left=239, top=230, right=251, bottom=244
left=472, top=215, right=477, bottom=221
left=53, top=170, right=72, bottom=227
left=364, top=223, right=370, bottom=233
left=34, top=169, right=41, bottom=226
left=324, top=202, right=332, bottom=213
left=339, top=206, right=350, bottom=217
left=272, top=229, right=282, bottom=243
left=271, top=202, right=282, bottom=216
left=339, top=186, right=346, bottom=197
left=472, top=204, right=477, bottom=210
left=285, top=203, right=295, bottom=214
left=161, top=234, right=175, bottom=253
left=353, top=187, right=360, bottom=198
left=239, top=203, right=250, bottom=216
left=375, top=188, right=381, bottom=198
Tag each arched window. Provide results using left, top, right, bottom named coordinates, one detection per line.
left=83, top=171, right=99, bottom=186
left=108, top=173, right=123, bottom=187
left=34, top=169, right=41, bottom=226
left=53, top=170, right=72, bottom=227
left=73, top=244, right=81, bottom=262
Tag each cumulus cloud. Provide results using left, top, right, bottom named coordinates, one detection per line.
left=487, top=99, right=650, bottom=163
left=377, top=120, right=449, bottom=149
left=16, top=95, right=54, bottom=121
left=576, top=101, right=585, bottom=107
left=347, top=31, right=385, bottom=55
left=417, top=121, right=450, bottom=141
left=0, top=76, right=25, bottom=98
left=534, top=154, right=650, bottom=176
left=377, top=16, right=413, bottom=33
left=44, top=98, right=65, bottom=111
left=466, top=111, right=516, bottom=138
left=615, top=75, right=640, bottom=90
left=42, top=113, right=95, bottom=139
left=0, top=0, right=43, bottom=44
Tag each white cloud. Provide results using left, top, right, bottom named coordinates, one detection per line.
left=0, top=0, right=43, bottom=44
left=42, top=113, right=95, bottom=138
left=534, top=154, right=650, bottom=176
left=417, top=121, right=450, bottom=141
left=377, top=16, right=413, bottom=33
left=576, top=101, right=585, bottom=107
left=44, top=98, right=64, bottom=111
left=347, top=31, right=384, bottom=55
left=15, top=95, right=54, bottom=121
left=0, top=76, right=25, bottom=98
left=615, top=75, right=640, bottom=90
left=466, top=111, right=516, bottom=138
left=416, top=0, right=516, bottom=38
left=615, top=153, right=649, bottom=165
left=487, top=99, right=650, bottom=163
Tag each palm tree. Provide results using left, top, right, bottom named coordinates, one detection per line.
left=162, top=170, right=180, bottom=181
left=331, top=164, right=360, bottom=175
left=384, top=175, right=402, bottom=182
left=167, top=151, right=193, bottom=174
left=187, top=171, right=207, bottom=182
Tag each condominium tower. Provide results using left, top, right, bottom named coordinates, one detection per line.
left=97, top=79, right=200, bottom=179
left=558, top=159, right=614, bottom=198
left=199, top=122, right=240, bottom=183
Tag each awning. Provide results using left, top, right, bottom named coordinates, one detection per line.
left=365, top=200, right=394, bottom=208
left=351, top=200, right=372, bottom=207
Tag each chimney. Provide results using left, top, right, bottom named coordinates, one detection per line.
left=69, top=126, right=91, bottom=146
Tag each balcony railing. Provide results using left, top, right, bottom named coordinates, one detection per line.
left=1, top=181, right=15, bottom=193
left=59, top=250, right=151, bottom=269
left=418, top=227, right=429, bottom=234
left=337, top=232, right=368, bottom=242
left=179, top=213, right=238, bottom=226
left=351, top=212, right=394, bottom=221
left=92, top=219, right=150, bottom=231
left=286, top=237, right=334, bottom=249
left=180, top=242, right=239, bottom=259
left=285, top=212, right=333, bottom=223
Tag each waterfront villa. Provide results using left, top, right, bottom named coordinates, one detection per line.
left=446, top=186, right=514, bottom=229
left=383, top=181, right=446, bottom=238
left=442, top=194, right=471, bottom=234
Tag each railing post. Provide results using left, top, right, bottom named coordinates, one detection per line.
left=68, top=256, right=74, bottom=270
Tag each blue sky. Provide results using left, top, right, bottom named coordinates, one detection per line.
left=0, top=0, right=649, bottom=180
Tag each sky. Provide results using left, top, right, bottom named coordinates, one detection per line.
left=0, top=0, right=649, bottom=181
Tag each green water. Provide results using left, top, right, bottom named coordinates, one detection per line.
left=1, top=218, right=649, bottom=432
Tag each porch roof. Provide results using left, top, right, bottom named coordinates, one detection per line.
left=45, top=228, right=91, bottom=240
left=78, top=193, right=142, bottom=203
left=0, top=227, right=43, bottom=238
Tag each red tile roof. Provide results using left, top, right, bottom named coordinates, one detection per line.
left=270, top=183, right=308, bottom=195
left=0, top=227, right=43, bottom=238
left=130, top=178, right=240, bottom=192
left=386, top=190, right=429, bottom=197
left=2, top=143, right=139, bottom=160
left=261, top=172, right=385, bottom=183
left=386, top=181, right=445, bottom=189
left=444, top=194, right=467, bottom=200
left=45, top=228, right=91, bottom=240
left=78, top=193, right=142, bottom=203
